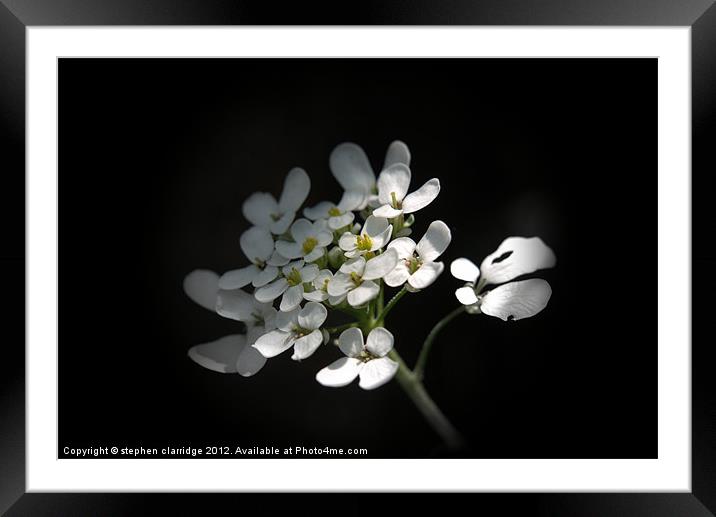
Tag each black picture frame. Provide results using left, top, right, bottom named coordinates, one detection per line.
left=1, top=1, right=713, bottom=514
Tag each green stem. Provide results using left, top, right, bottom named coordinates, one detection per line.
left=414, top=305, right=465, bottom=381
left=375, top=286, right=408, bottom=324
left=389, top=349, right=465, bottom=450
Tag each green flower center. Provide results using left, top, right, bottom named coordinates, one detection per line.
left=390, top=191, right=402, bottom=209
left=356, top=234, right=373, bottom=251
left=406, top=256, right=422, bottom=274
left=286, top=267, right=303, bottom=286
left=349, top=271, right=363, bottom=287
left=328, top=207, right=342, bottom=217
left=292, top=325, right=312, bottom=338
left=302, top=236, right=318, bottom=254
left=322, top=278, right=330, bottom=291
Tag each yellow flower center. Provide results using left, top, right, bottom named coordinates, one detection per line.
left=286, top=267, right=303, bottom=286
left=350, top=271, right=363, bottom=286
left=302, top=236, right=318, bottom=254
left=328, top=207, right=342, bottom=217
left=355, top=234, right=373, bottom=251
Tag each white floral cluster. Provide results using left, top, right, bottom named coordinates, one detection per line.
left=183, top=141, right=449, bottom=390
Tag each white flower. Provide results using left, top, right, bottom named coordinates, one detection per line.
left=315, top=327, right=399, bottom=390
left=451, top=236, right=556, bottom=320
left=254, top=260, right=320, bottom=312
left=302, top=269, right=346, bottom=305
left=383, top=220, right=451, bottom=290
left=182, top=270, right=267, bottom=376
left=242, top=167, right=311, bottom=235
left=214, top=288, right=278, bottom=345
left=253, top=302, right=328, bottom=360
left=372, top=164, right=440, bottom=219
left=218, top=226, right=289, bottom=290
left=327, top=250, right=398, bottom=307
left=329, top=140, right=411, bottom=210
left=275, top=218, right=333, bottom=263
left=303, top=190, right=364, bottom=230
left=338, top=215, right=392, bottom=258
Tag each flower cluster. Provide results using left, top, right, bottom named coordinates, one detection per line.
left=183, top=141, right=449, bottom=389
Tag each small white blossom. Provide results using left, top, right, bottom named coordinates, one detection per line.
left=215, top=288, right=278, bottom=345
left=303, top=269, right=346, bottom=305
left=338, top=215, right=392, bottom=258
left=242, top=167, right=311, bottom=235
left=253, top=302, right=328, bottom=360
left=275, top=218, right=333, bottom=263
left=329, top=141, right=411, bottom=210
left=372, top=164, right=440, bottom=219
left=254, top=260, right=320, bottom=312
left=303, top=190, right=364, bottom=230
left=315, top=327, right=399, bottom=390
left=384, top=220, right=451, bottom=290
left=182, top=269, right=267, bottom=376
left=451, top=237, right=556, bottom=320
left=218, top=226, right=289, bottom=290
left=327, top=250, right=398, bottom=307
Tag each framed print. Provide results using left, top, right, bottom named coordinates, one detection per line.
left=1, top=0, right=714, bottom=515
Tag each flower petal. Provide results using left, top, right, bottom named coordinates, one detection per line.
left=254, top=277, right=289, bottom=303
left=347, top=280, right=380, bottom=307
left=251, top=265, right=279, bottom=288
left=338, top=327, right=364, bottom=357
left=269, top=211, right=295, bottom=235
left=358, top=357, right=399, bottom=390
left=416, top=220, right=451, bottom=262
left=280, top=284, right=304, bottom=312
left=338, top=232, right=358, bottom=252
left=304, top=247, right=325, bottom=263
left=479, top=237, right=557, bottom=285
left=407, top=261, right=445, bottom=290
left=183, top=269, right=219, bottom=311
left=252, top=330, right=295, bottom=358
left=336, top=190, right=364, bottom=212
left=377, top=163, right=411, bottom=205
left=236, top=344, right=267, bottom=377
left=383, top=262, right=410, bottom=287
left=216, top=288, right=255, bottom=321
left=372, top=204, right=403, bottom=219
left=298, top=301, right=328, bottom=330
left=371, top=224, right=394, bottom=250
left=402, top=178, right=440, bottom=214
left=387, top=237, right=417, bottom=259
left=289, top=218, right=314, bottom=243
left=327, top=272, right=354, bottom=297
left=303, top=290, right=328, bottom=302
left=362, top=215, right=390, bottom=237
left=278, top=167, right=311, bottom=213
left=276, top=241, right=303, bottom=259
left=242, top=192, right=279, bottom=228
left=276, top=307, right=300, bottom=331
left=240, top=226, right=274, bottom=263
left=218, top=264, right=260, bottom=290
left=328, top=212, right=355, bottom=230
left=480, top=279, right=552, bottom=321
left=365, top=327, right=394, bottom=357
left=292, top=329, right=323, bottom=360
left=304, top=201, right=333, bottom=220
left=300, top=264, right=320, bottom=283
left=315, top=357, right=363, bottom=387
left=363, top=248, right=399, bottom=280
left=316, top=230, right=334, bottom=247
left=450, top=258, right=480, bottom=283
left=267, top=250, right=290, bottom=267
left=383, top=140, right=411, bottom=168
left=338, top=256, right=366, bottom=275
left=455, top=286, right=479, bottom=305
left=188, top=334, right=245, bottom=373
left=329, top=142, right=375, bottom=194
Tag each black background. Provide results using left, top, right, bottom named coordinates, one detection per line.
left=58, top=58, right=656, bottom=459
